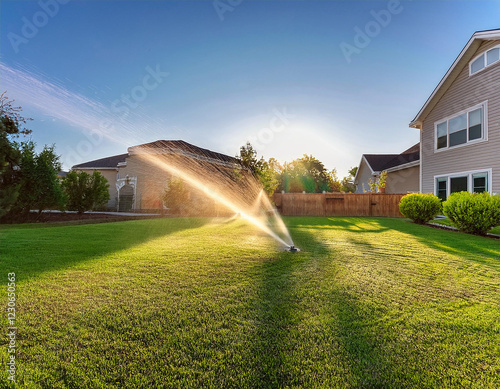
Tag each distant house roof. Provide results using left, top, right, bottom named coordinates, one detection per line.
left=129, top=140, right=240, bottom=166
left=57, top=171, right=68, bottom=178
left=362, top=143, right=420, bottom=174
left=72, top=140, right=240, bottom=170
left=72, top=153, right=128, bottom=169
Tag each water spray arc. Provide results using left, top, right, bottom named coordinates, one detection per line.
left=134, top=148, right=297, bottom=251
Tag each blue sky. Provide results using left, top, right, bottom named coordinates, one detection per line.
left=1, top=0, right=499, bottom=175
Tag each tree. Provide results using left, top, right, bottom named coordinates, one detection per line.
left=257, top=158, right=281, bottom=197
left=341, top=166, right=358, bottom=193
left=277, top=155, right=330, bottom=193
left=0, top=92, right=31, bottom=218
left=237, top=142, right=280, bottom=197
left=11, top=142, right=65, bottom=219
left=162, top=178, right=190, bottom=215
left=237, top=142, right=264, bottom=175
left=328, top=169, right=342, bottom=192
left=62, top=171, right=109, bottom=214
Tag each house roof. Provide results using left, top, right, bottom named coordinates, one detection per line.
left=410, top=28, right=500, bottom=128
left=361, top=143, right=420, bottom=174
left=363, top=154, right=400, bottom=172
left=128, top=140, right=240, bottom=165
left=72, top=153, right=128, bottom=169
left=73, top=140, right=240, bottom=170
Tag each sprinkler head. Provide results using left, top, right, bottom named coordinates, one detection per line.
left=287, top=245, right=300, bottom=252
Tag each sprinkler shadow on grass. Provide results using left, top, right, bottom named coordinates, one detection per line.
left=250, top=251, right=303, bottom=388
left=0, top=218, right=210, bottom=280
left=249, top=222, right=394, bottom=388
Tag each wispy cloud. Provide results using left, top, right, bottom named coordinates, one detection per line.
left=0, top=62, right=177, bottom=148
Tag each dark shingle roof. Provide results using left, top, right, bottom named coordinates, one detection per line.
left=364, top=143, right=420, bottom=172
left=72, top=141, right=239, bottom=170
left=72, top=153, right=128, bottom=169
left=129, top=140, right=240, bottom=165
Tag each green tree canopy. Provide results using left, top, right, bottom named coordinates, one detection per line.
left=277, top=154, right=331, bottom=193
left=62, top=171, right=109, bottom=214
left=341, top=166, right=358, bottom=193
left=12, top=142, right=65, bottom=218
left=0, top=92, right=32, bottom=218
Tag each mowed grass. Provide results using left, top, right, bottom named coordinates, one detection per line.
left=0, top=216, right=499, bottom=388
left=429, top=217, right=500, bottom=235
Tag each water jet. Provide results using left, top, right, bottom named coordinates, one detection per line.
left=134, top=148, right=296, bottom=250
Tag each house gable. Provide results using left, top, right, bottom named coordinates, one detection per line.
left=354, top=143, right=420, bottom=194
left=410, top=29, right=500, bottom=129
left=413, top=30, right=500, bottom=195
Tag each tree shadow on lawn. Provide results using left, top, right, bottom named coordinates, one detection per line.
left=304, top=229, right=396, bottom=388
left=0, top=217, right=210, bottom=280
left=249, top=224, right=394, bottom=388
left=249, top=250, right=303, bottom=388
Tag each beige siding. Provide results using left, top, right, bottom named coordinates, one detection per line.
left=119, top=155, right=172, bottom=211
left=385, top=165, right=419, bottom=194
left=421, top=40, right=500, bottom=194
left=354, top=158, right=375, bottom=193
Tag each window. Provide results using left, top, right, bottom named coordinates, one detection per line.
left=472, top=172, right=488, bottom=193
left=448, top=114, right=467, bottom=147
left=435, top=103, right=486, bottom=151
left=450, top=176, right=468, bottom=193
left=470, top=45, right=500, bottom=75
left=436, top=177, right=447, bottom=202
left=434, top=170, right=491, bottom=200
left=468, top=108, right=482, bottom=140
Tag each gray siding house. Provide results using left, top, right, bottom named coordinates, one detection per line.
left=354, top=143, right=420, bottom=194
left=410, top=29, right=500, bottom=199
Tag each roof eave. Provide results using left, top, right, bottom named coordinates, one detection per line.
left=72, top=166, right=118, bottom=170
left=385, top=160, right=420, bottom=173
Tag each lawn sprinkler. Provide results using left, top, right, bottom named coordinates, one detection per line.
left=287, top=245, right=300, bottom=252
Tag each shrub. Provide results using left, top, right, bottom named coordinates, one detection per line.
left=163, top=178, right=190, bottom=215
left=442, top=191, right=500, bottom=235
left=62, top=171, right=109, bottom=214
left=399, top=193, right=442, bottom=224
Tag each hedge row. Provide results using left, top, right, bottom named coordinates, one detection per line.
left=399, top=192, right=500, bottom=235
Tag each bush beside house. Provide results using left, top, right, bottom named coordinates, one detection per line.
left=399, top=193, right=442, bottom=224
left=443, top=192, right=500, bottom=235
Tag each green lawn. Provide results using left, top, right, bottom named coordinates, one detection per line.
left=429, top=217, right=500, bottom=236
left=1, top=217, right=499, bottom=388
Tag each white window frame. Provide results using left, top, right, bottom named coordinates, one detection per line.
left=433, top=168, right=492, bottom=199
left=469, top=44, right=500, bottom=76
left=434, top=101, right=488, bottom=153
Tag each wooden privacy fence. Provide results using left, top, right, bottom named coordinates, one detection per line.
left=273, top=193, right=406, bottom=217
